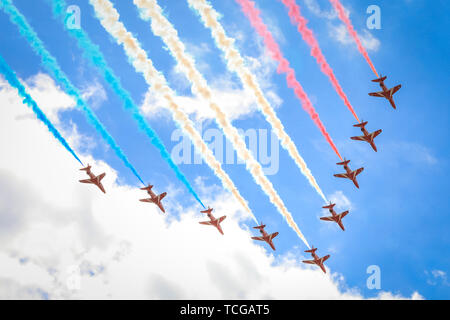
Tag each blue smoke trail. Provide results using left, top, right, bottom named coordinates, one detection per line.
left=48, top=0, right=205, bottom=208
left=0, top=54, right=84, bottom=166
left=0, top=0, right=145, bottom=185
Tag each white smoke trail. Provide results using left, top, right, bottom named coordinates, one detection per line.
left=187, top=0, right=327, bottom=202
left=133, top=0, right=310, bottom=247
left=89, top=0, right=257, bottom=224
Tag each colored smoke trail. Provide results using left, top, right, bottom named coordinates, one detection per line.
left=49, top=0, right=205, bottom=208
left=188, top=0, right=327, bottom=202
left=133, top=0, right=310, bottom=247
left=329, top=0, right=379, bottom=77
left=0, top=0, right=145, bottom=185
left=89, top=0, right=258, bottom=224
left=0, top=55, right=83, bottom=166
left=236, top=0, right=342, bottom=161
left=280, top=0, right=360, bottom=123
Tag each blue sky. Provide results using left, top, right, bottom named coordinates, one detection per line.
left=0, top=0, right=449, bottom=299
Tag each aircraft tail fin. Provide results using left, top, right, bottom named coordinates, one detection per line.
left=305, top=247, right=317, bottom=253
left=322, top=202, right=336, bottom=209
left=372, top=75, right=387, bottom=83
left=253, top=224, right=266, bottom=230
left=353, top=121, right=368, bottom=128
left=336, top=159, right=350, bottom=166
left=80, top=165, right=90, bottom=172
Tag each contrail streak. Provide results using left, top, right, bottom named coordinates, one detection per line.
left=329, top=0, right=379, bottom=77
left=236, top=0, right=343, bottom=161
left=48, top=0, right=204, bottom=208
left=133, top=0, right=310, bottom=247
left=187, top=0, right=327, bottom=202
left=0, top=55, right=83, bottom=166
left=89, top=0, right=258, bottom=224
left=0, top=0, right=144, bottom=185
left=280, top=0, right=360, bottom=123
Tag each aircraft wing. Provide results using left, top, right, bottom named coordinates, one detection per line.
left=158, top=192, right=167, bottom=201
left=79, top=178, right=94, bottom=184
left=320, top=216, right=334, bottom=222
left=350, top=135, right=366, bottom=142
left=302, top=259, right=315, bottom=265
left=97, top=173, right=106, bottom=181
left=157, top=202, right=165, bottom=213
left=251, top=236, right=264, bottom=241
left=371, top=129, right=382, bottom=139
left=140, top=198, right=154, bottom=203
left=199, top=221, right=213, bottom=226
left=270, top=232, right=279, bottom=240
left=319, top=255, right=330, bottom=264
left=368, top=91, right=385, bottom=98
left=337, top=211, right=349, bottom=222
left=218, top=216, right=226, bottom=223
left=354, top=167, right=364, bottom=176
left=389, top=85, right=402, bottom=98
left=97, top=182, right=106, bottom=194
left=334, top=173, right=349, bottom=179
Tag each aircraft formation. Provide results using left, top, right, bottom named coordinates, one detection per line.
left=1, top=0, right=403, bottom=275
left=78, top=73, right=401, bottom=273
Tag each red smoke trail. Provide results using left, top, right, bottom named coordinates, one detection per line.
left=235, top=0, right=343, bottom=160
left=280, top=0, right=360, bottom=123
left=329, top=0, right=379, bottom=77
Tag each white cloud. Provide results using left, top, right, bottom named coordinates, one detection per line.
left=1, top=73, right=76, bottom=124
left=329, top=24, right=380, bottom=52
left=303, top=0, right=338, bottom=19
left=328, top=190, right=353, bottom=211
left=0, top=72, right=422, bottom=299
left=426, top=270, right=449, bottom=286
left=303, top=0, right=380, bottom=52
left=141, top=24, right=283, bottom=123
left=80, top=80, right=107, bottom=110
left=141, top=82, right=260, bottom=122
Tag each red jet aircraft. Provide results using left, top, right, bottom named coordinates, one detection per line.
left=334, top=159, right=364, bottom=189
left=351, top=121, right=382, bottom=152
left=369, top=75, right=401, bottom=109
left=79, top=164, right=106, bottom=193
left=251, top=223, right=279, bottom=251
left=199, top=207, right=226, bottom=235
left=302, top=247, right=330, bottom=273
left=320, top=202, right=349, bottom=231
left=139, top=184, right=167, bottom=213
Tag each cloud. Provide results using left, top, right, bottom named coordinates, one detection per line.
left=0, top=73, right=75, bottom=125
left=0, top=72, right=422, bottom=299
left=303, top=0, right=380, bottom=52
left=384, top=141, right=438, bottom=166
left=80, top=80, right=107, bottom=110
left=426, top=270, right=449, bottom=286
left=141, top=29, right=282, bottom=123
left=328, top=190, right=353, bottom=211
left=303, top=0, right=337, bottom=19
left=329, top=24, right=380, bottom=52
